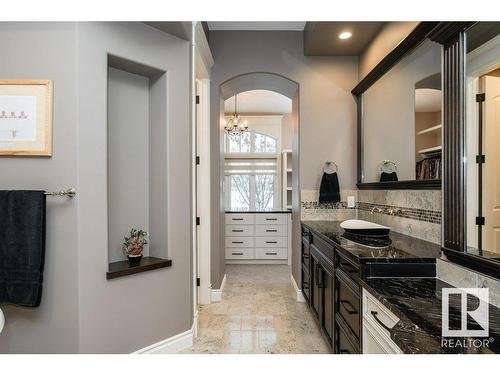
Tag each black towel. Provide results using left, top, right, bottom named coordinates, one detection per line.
left=0, top=191, right=46, bottom=307
left=319, top=172, right=341, bottom=204
left=380, top=171, right=398, bottom=182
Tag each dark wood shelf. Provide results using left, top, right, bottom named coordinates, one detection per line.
left=107, top=256, right=172, bottom=280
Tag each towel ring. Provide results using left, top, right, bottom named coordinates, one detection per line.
left=379, top=160, right=397, bottom=174
left=323, top=161, right=338, bottom=174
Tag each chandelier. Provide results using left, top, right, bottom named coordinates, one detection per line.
left=224, top=94, right=248, bottom=138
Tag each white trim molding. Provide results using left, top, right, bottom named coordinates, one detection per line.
left=290, top=274, right=306, bottom=303
left=210, top=274, right=227, bottom=302
left=133, top=314, right=198, bottom=354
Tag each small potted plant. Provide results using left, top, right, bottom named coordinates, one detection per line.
left=123, top=228, right=149, bottom=265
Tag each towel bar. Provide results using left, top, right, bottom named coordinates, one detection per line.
left=44, top=188, right=76, bottom=198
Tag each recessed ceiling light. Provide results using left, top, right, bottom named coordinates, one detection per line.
left=339, top=31, right=352, bottom=40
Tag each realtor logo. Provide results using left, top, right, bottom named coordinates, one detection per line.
left=442, top=288, right=489, bottom=337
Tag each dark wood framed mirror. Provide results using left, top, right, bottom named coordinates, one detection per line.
left=352, top=22, right=443, bottom=190
left=440, top=22, right=500, bottom=279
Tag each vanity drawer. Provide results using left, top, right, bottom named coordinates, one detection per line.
left=225, top=225, right=254, bottom=237
left=225, top=248, right=254, bottom=260
left=255, top=248, right=287, bottom=259
left=337, top=323, right=359, bottom=354
left=255, top=237, right=287, bottom=248
left=255, top=213, right=287, bottom=225
left=255, top=225, right=287, bottom=237
left=226, top=236, right=255, bottom=248
left=335, top=251, right=360, bottom=283
left=336, top=269, right=361, bottom=341
left=363, top=289, right=399, bottom=340
left=226, top=214, right=254, bottom=225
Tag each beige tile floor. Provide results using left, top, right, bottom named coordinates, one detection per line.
left=181, top=264, right=330, bottom=354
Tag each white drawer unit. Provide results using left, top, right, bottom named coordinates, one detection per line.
left=362, top=289, right=402, bottom=354
left=255, top=247, right=287, bottom=259
left=225, top=248, right=254, bottom=260
left=255, top=213, right=287, bottom=225
left=255, top=225, right=287, bottom=237
left=225, top=212, right=290, bottom=264
left=225, top=213, right=255, bottom=225
left=225, top=224, right=254, bottom=237
left=255, top=236, right=287, bottom=248
left=226, top=236, right=254, bottom=248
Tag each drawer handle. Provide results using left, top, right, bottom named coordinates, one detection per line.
left=340, top=300, right=358, bottom=315
left=232, top=218, right=244, bottom=221
left=232, top=229, right=243, bottom=232
left=266, top=218, right=278, bottom=221
left=232, top=241, right=244, bottom=244
left=339, top=350, right=351, bottom=354
left=371, top=311, right=391, bottom=333
left=266, top=229, right=278, bottom=232
left=265, top=252, right=277, bottom=255
left=232, top=252, right=244, bottom=255
left=303, top=253, right=310, bottom=259
left=266, top=241, right=278, bottom=244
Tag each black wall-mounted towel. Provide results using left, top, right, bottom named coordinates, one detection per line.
left=319, top=172, right=341, bottom=204
left=0, top=191, right=46, bottom=307
left=380, top=171, right=398, bottom=182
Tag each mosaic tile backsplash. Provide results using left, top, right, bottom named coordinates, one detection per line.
left=301, top=189, right=442, bottom=244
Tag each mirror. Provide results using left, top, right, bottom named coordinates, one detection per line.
left=465, top=22, right=500, bottom=262
left=360, top=39, right=442, bottom=186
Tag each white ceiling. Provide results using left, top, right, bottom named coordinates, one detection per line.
left=224, top=90, right=292, bottom=114
left=415, top=88, right=441, bottom=112
left=208, top=22, right=306, bottom=31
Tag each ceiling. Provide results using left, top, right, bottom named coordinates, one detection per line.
left=304, top=22, right=386, bottom=56
left=224, top=90, right=292, bottom=114
left=207, top=22, right=306, bottom=31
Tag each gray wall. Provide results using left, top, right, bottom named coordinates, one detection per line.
left=0, top=22, right=79, bottom=353
left=107, top=67, right=150, bottom=262
left=0, top=22, right=192, bottom=354
left=76, top=22, right=192, bottom=353
left=209, top=31, right=359, bottom=287
left=359, top=22, right=419, bottom=79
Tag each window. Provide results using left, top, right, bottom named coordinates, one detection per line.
left=225, top=131, right=277, bottom=153
left=224, top=131, right=279, bottom=209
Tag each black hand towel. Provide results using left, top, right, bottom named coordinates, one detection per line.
left=319, top=172, right=341, bottom=204
left=0, top=191, right=46, bottom=307
left=380, top=171, right=398, bottom=182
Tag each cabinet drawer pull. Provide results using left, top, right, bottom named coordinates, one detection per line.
left=265, top=252, right=277, bottom=255
left=266, top=218, right=278, bottom=221
left=371, top=311, right=391, bottom=333
left=232, top=252, right=244, bottom=255
left=340, top=300, right=358, bottom=315
left=232, top=218, right=243, bottom=221
left=266, top=241, right=278, bottom=244
left=303, top=253, right=310, bottom=259
left=232, top=241, right=244, bottom=244
left=266, top=229, right=277, bottom=232
left=339, top=350, right=351, bottom=354
left=232, top=229, right=243, bottom=232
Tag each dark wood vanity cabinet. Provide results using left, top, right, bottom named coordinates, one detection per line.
left=301, top=224, right=362, bottom=354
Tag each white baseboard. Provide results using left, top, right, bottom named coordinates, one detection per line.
left=290, top=274, right=306, bottom=303
left=133, top=314, right=198, bottom=354
left=210, top=274, right=227, bottom=302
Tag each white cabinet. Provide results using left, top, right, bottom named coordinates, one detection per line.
left=362, top=289, right=403, bottom=354
left=225, top=212, right=290, bottom=264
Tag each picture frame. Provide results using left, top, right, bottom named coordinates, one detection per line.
left=0, top=79, right=53, bottom=156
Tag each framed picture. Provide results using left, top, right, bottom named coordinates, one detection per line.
left=0, top=80, right=53, bottom=156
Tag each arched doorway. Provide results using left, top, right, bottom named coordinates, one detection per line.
left=216, top=72, right=302, bottom=300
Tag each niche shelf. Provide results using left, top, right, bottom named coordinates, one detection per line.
left=418, top=145, right=442, bottom=157
left=417, top=124, right=442, bottom=135
left=282, top=150, right=292, bottom=209
left=106, top=54, right=171, bottom=278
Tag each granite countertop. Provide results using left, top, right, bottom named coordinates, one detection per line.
left=301, top=220, right=441, bottom=263
left=226, top=208, right=291, bottom=213
left=361, top=277, right=500, bottom=353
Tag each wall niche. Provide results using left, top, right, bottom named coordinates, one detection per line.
left=106, top=54, right=169, bottom=271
